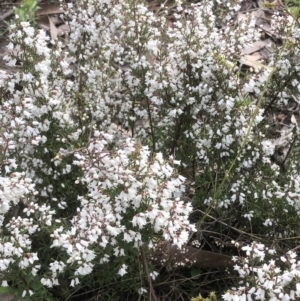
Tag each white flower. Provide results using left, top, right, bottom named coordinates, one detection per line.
left=138, top=287, right=147, bottom=295
left=70, top=278, right=80, bottom=287
left=118, top=264, right=127, bottom=276
left=150, top=271, right=159, bottom=280
left=132, top=214, right=147, bottom=229
left=263, top=219, right=272, bottom=227
left=41, top=278, right=53, bottom=288
left=1, top=280, right=8, bottom=287
left=75, top=262, right=93, bottom=276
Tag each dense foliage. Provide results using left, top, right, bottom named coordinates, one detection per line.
left=1, top=0, right=300, bottom=300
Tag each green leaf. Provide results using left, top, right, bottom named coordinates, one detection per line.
left=289, top=6, right=300, bottom=18
left=0, top=287, right=17, bottom=294
left=190, top=267, right=201, bottom=279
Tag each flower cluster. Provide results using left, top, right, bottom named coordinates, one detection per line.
left=47, top=133, right=195, bottom=284
left=224, top=242, right=300, bottom=301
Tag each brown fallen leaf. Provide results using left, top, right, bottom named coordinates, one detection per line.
left=37, top=4, right=63, bottom=16
left=241, top=40, right=270, bottom=55
left=236, top=8, right=265, bottom=25
left=57, top=24, right=70, bottom=36
left=152, top=241, right=234, bottom=270
left=259, top=23, right=281, bottom=42
left=48, top=16, right=58, bottom=40
left=240, top=55, right=272, bottom=71
left=48, top=15, right=63, bottom=26
left=258, top=22, right=272, bottom=34
left=250, top=9, right=265, bottom=21
left=37, top=15, right=50, bottom=31
left=236, top=12, right=248, bottom=24
left=240, top=0, right=255, bottom=11
left=37, top=15, right=58, bottom=40
left=243, top=52, right=264, bottom=62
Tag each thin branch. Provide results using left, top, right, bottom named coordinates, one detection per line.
left=145, top=96, right=156, bottom=153
left=0, top=9, right=14, bottom=22
left=140, top=246, right=157, bottom=301
left=281, top=133, right=298, bottom=171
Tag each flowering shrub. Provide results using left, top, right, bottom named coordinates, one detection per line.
left=2, top=0, right=300, bottom=299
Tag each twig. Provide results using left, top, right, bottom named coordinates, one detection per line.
left=140, top=246, right=157, bottom=301
left=195, top=209, right=262, bottom=240
left=281, top=133, right=298, bottom=171
left=0, top=9, right=14, bottom=22
left=145, top=96, right=156, bottom=153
